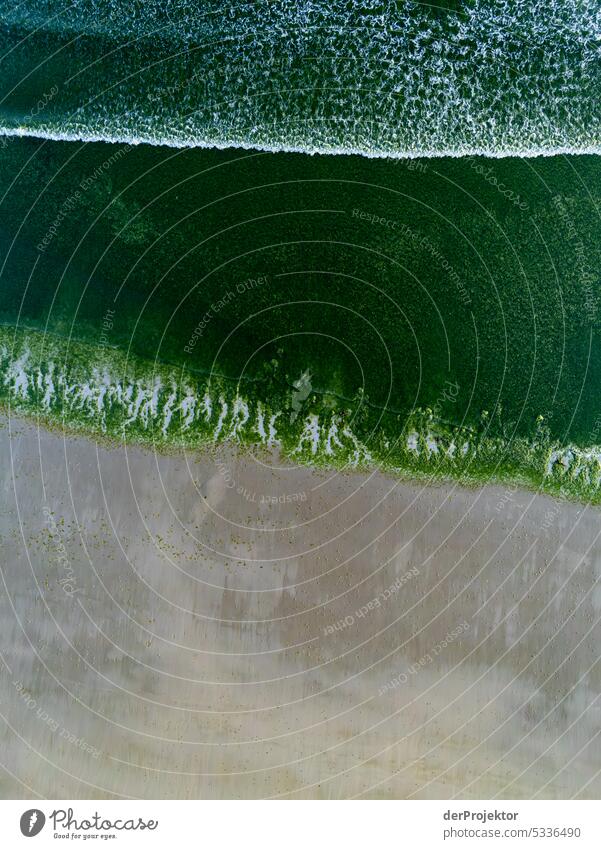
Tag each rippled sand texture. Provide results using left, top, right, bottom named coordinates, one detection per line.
left=1, top=414, right=599, bottom=799
left=1, top=0, right=600, bottom=156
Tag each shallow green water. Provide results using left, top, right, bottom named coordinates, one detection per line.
left=1, top=138, right=600, bottom=501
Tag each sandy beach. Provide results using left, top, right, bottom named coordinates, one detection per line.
left=0, top=413, right=599, bottom=799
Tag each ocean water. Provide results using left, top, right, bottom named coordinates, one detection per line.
left=0, top=137, right=600, bottom=501
left=1, top=3, right=600, bottom=502
left=0, top=0, right=600, bottom=156
left=2, top=324, right=601, bottom=504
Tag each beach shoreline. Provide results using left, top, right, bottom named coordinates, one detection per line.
left=1, top=413, right=600, bottom=799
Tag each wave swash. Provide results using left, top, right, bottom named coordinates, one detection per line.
left=3, top=327, right=601, bottom=505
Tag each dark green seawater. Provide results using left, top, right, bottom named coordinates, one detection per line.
left=1, top=137, right=600, bottom=500
left=1, top=1, right=600, bottom=500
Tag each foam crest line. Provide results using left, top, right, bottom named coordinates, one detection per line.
left=0, top=0, right=600, bottom=157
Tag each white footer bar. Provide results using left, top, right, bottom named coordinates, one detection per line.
left=0, top=800, right=597, bottom=848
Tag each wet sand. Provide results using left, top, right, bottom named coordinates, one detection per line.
left=0, top=413, right=599, bottom=799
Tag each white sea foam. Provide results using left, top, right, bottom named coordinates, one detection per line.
left=229, top=395, right=250, bottom=439
left=161, top=383, right=177, bottom=435
left=1, top=0, right=599, bottom=159
left=294, top=414, right=321, bottom=455
left=1, top=329, right=600, bottom=498
left=425, top=433, right=439, bottom=456
left=180, top=387, right=196, bottom=429
left=407, top=432, right=419, bottom=453
left=213, top=397, right=229, bottom=441
left=256, top=402, right=267, bottom=442
left=325, top=419, right=344, bottom=456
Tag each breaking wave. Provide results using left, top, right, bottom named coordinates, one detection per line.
left=0, top=0, right=600, bottom=157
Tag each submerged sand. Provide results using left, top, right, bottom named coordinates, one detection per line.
left=0, top=413, right=599, bottom=799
